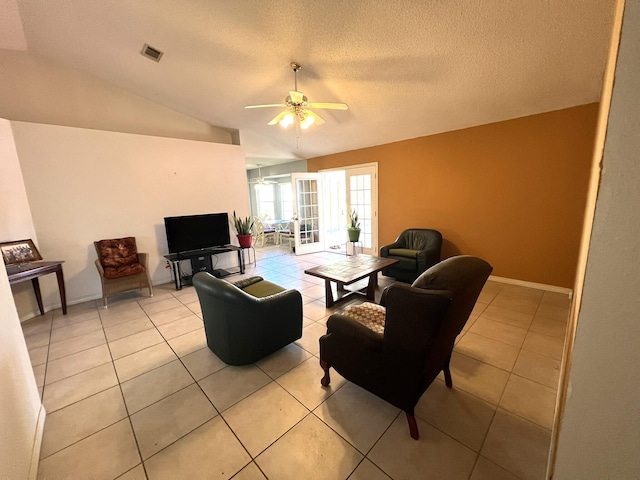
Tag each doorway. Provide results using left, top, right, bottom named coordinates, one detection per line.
left=319, top=163, right=378, bottom=256
left=289, top=164, right=378, bottom=256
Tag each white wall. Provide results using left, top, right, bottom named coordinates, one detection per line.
left=10, top=121, right=249, bottom=315
left=0, top=50, right=234, bottom=144
left=0, top=119, right=43, bottom=480
left=0, top=118, right=42, bottom=320
left=553, top=0, right=640, bottom=477
left=0, top=267, right=43, bottom=480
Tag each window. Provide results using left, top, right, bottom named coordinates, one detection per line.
left=255, top=184, right=275, bottom=220
left=280, top=183, right=293, bottom=220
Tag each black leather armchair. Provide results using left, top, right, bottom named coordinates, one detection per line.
left=380, top=228, right=443, bottom=283
left=319, top=256, right=492, bottom=439
left=193, top=273, right=303, bottom=365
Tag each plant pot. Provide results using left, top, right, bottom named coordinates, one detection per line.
left=237, top=234, right=253, bottom=248
left=347, top=228, right=361, bottom=242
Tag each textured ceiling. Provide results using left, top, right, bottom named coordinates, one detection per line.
left=2, top=0, right=615, bottom=167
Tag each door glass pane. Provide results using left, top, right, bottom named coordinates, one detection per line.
left=297, top=178, right=320, bottom=245
left=348, top=173, right=372, bottom=250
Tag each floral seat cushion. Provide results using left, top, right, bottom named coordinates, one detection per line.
left=342, top=302, right=386, bottom=335
left=96, top=237, right=145, bottom=279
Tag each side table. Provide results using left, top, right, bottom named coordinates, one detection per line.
left=345, top=241, right=363, bottom=256
left=240, top=246, right=256, bottom=266
left=7, top=261, right=67, bottom=315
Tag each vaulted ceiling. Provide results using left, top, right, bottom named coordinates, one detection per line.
left=1, top=1, right=615, bottom=167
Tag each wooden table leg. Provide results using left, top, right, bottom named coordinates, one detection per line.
left=365, top=273, right=377, bottom=301
left=55, top=267, right=67, bottom=315
left=31, top=277, right=45, bottom=315
left=324, top=279, right=335, bottom=308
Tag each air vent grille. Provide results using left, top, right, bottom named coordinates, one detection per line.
left=141, top=44, right=163, bottom=62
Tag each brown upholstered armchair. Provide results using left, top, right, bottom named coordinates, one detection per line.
left=319, top=255, right=492, bottom=439
left=94, top=237, right=153, bottom=308
left=380, top=228, right=443, bottom=283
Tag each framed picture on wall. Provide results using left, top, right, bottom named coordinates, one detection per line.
left=0, top=239, right=42, bottom=266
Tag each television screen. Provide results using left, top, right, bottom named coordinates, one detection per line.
left=164, top=213, right=231, bottom=254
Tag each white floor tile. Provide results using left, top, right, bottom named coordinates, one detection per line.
left=31, top=252, right=568, bottom=480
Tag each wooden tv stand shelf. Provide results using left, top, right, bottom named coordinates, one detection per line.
left=164, top=245, right=244, bottom=290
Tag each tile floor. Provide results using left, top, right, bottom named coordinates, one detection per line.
left=24, top=245, right=570, bottom=480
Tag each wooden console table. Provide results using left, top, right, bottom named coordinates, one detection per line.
left=7, top=261, right=67, bottom=315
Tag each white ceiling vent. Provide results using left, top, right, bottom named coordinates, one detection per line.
left=141, top=44, right=163, bottom=62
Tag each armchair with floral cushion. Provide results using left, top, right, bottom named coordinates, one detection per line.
left=94, top=237, right=153, bottom=308
left=319, top=255, right=492, bottom=440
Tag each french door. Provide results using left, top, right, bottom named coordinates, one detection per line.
left=291, top=172, right=323, bottom=255
left=345, top=165, right=378, bottom=256
left=290, top=165, right=377, bottom=256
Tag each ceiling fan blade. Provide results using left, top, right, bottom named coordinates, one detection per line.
left=245, top=103, right=287, bottom=109
left=267, top=110, right=289, bottom=125
left=307, top=102, right=349, bottom=110
left=289, top=90, right=305, bottom=104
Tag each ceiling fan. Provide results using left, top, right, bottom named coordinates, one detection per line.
left=245, top=62, right=348, bottom=130
left=249, top=165, right=277, bottom=185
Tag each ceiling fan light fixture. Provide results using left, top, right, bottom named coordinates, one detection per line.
left=300, top=113, right=315, bottom=129
left=279, top=112, right=295, bottom=128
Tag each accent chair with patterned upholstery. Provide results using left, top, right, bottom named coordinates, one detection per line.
left=319, top=255, right=492, bottom=440
left=380, top=228, right=443, bottom=283
left=94, top=237, right=153, bottom=308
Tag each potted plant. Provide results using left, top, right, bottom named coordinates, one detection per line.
left=347, top=209, right=361, bottom=242
left=233, top=211, right=254, bottom=248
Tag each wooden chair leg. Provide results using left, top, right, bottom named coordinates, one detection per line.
left=406, top=412, right=419, bottom=440
left=320, top=359, right=331, bottom=387
left=444, top=354, right=453, bottom=388
left=444, top=367, right=453, bottom=388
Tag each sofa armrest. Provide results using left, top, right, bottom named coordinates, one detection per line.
left=415, top=247, right=440, bottom=270
left=137, top=252, right=149, bottom=268
left=94, top=258, right=105, bottom=276
left=193, top=272, right=302, bottom=330
left=380, top=241, right=402, bottom=257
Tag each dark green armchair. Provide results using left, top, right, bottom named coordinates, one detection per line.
left=380, top=228, right=443, bottom=283
left=193, top=273, right=303, bottom=365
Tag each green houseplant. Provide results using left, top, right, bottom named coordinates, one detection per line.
left=347, top=209, right=361, bottom=242
left=233, top=211, right=254, bottom=248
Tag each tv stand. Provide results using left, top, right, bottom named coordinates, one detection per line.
left=164, top=245, right=244, bottom=290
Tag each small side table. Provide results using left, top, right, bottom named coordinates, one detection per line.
left=345, top=241, right=363, bottom=256
left=240, top=246, right=256, bottom=266
left=7, top=261, right=67, bottom=315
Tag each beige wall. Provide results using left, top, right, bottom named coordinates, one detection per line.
left=553, top=0, right=640, bottom=477
left=0, top=118, right=41, bottom=313
left=9, top=121, right=249, bottom=317
left=308, top=104, right=599, bottom=288
left=0, top=50, right=234, bottom=144
left=0, top=119, right=43, bottom=480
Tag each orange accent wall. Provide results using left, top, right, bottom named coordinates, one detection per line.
left=308, top=104, right=599, bottom=288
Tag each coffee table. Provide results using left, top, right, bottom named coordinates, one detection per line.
left=304, top=255, right=398, bottom=307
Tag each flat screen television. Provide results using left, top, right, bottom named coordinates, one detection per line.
left=164, top=213, right=231, bottom=254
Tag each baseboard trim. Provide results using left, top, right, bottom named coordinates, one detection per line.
left=489, top=275, right=573, bottom=298
left=29, top=404, right=46, bottom=480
